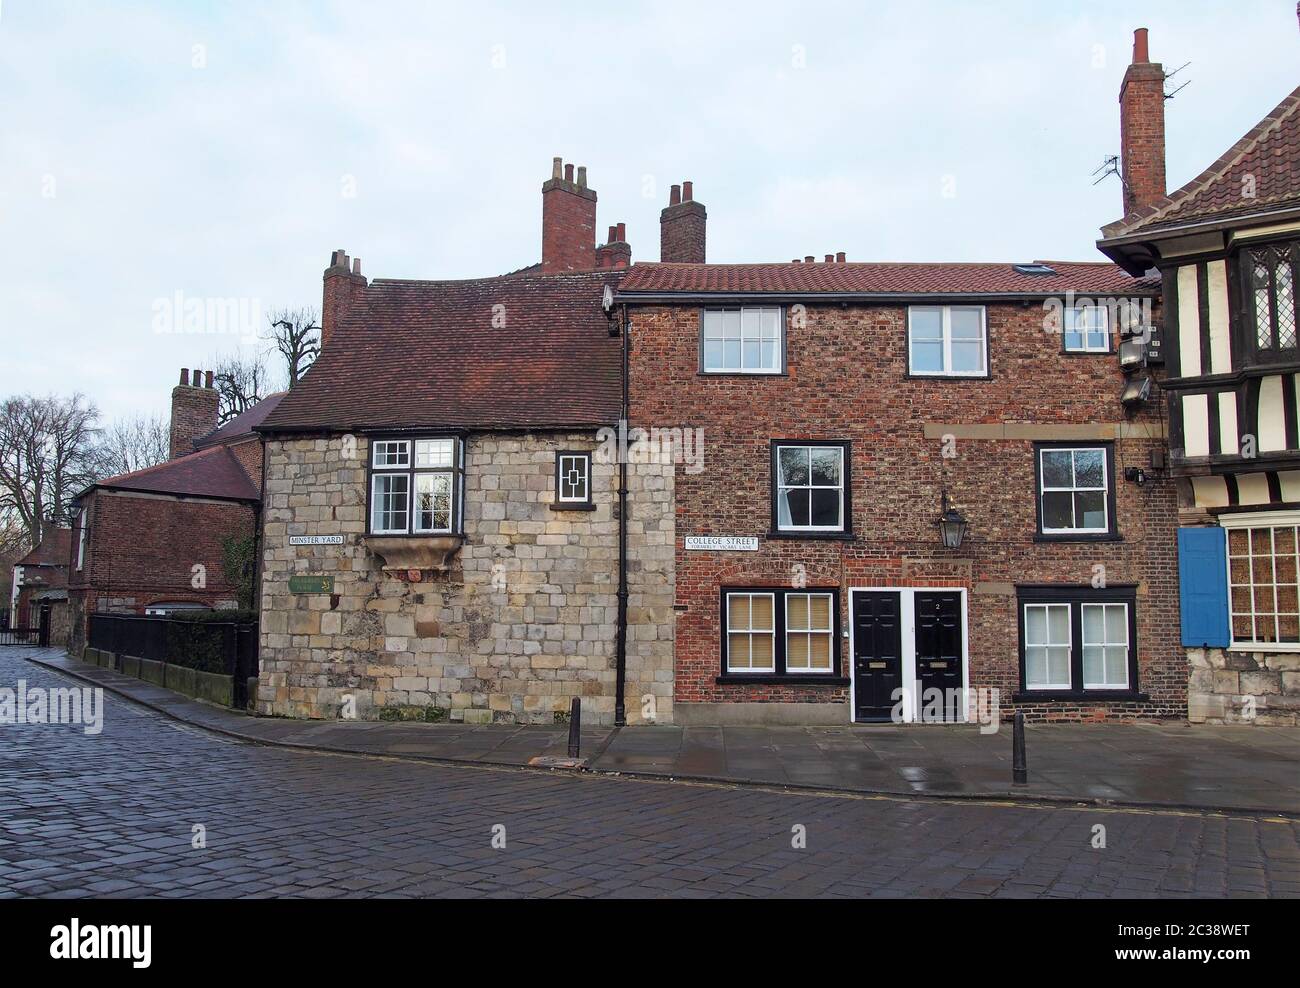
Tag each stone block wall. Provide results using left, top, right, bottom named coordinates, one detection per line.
left=1188, top=648, right=1300, bottom=726
left=257, top=431, right=674, bottom=725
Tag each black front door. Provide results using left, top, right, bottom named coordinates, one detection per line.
left=915, top=591, right=963, bottom=722
left=852, top=591, right=902, bottom=722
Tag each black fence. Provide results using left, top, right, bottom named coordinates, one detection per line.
left=88, top=613, right=259, bottom=707
left=0, top=608, right=50, bottom=647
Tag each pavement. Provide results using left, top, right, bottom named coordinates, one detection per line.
left=22, top=647, right=1300, bottom=816
left=3, top=646, right=1299, bottom=898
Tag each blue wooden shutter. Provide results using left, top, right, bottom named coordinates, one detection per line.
left=1178, top=527, right=1230, bottom=648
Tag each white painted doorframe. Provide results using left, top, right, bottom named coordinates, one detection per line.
left=846, top=586, right=970, bottom=724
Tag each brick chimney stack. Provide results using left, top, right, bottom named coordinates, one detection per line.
left=322, top=249, right=368, bottom=348
left=169, top=368, right=220, bottom=460
left=541, top=157, right=598, bottom=274
left=596, top=221, right=632, bottom=269
left=1118, top=27, right=1167, bottom=217
left=660, top=180, right=706, bottom=263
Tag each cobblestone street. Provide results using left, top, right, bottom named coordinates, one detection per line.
left=2, top=651, right=1298, bottom=898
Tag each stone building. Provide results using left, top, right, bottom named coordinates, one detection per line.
left=1098, top=29, right=1300, bottom=724
left=254, top=163, right=675, bottom=725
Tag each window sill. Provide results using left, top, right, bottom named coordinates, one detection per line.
left=905, top=372, right=991, bottom=381
left=766, top=530, right=855, bottom=542
left=550, top=502, right=596, bottom=512
left=698, top=370, right=788, bottom=378
left=1228, top=642, right=1300, bottom=653
left=1032, top=532, right=1122, bottom=543
left=362, top=534, right=464, bottom=573
left=717, top=675, right=850, bottom=686
left=1012, top=690, right=1148, bottom=703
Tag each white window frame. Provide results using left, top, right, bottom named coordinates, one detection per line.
left=784, top=591, right=835, bottom=674
left=907, top=305, right=988, bottom=377
left=774, top=443, right=846, bottom=533
left=1222, top=511, right=1300, bottom=651
left=75, top=508, right=87, bottom=571
left=1081, top=602, right=1130, bottom=689
left=1023, top=602, right=1073, bottom=691
left=1063, top=304, right=1110, bottom=353
left=369, top=437, right=460, bottom=536
left=700, top=307, right=784, bottom=374
left=1038, top=446, right=1110, bottom=535
left=556, top=452, right=591, bottom=504
left=725, top=591, right=777, bottom=673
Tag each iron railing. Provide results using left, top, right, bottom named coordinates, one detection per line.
left=88, top=613, right=259, bottom=707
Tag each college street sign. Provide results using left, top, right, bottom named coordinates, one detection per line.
left=683, top=536, right=759, bottom=551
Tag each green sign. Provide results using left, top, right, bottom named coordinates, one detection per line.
left=288, top=575, right=334, bottom=594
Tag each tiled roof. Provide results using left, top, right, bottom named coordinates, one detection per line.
left=92, top=445, right=259, bottom=502
left=259, top=271, right=624, bottom=433
left=1102, top=85, right=1300, bottom=238
left=193, top=392, right=285, bottom=449
left=16, top=528, right=71, bottom=571
left=617, top=260, right=1158, bottom=296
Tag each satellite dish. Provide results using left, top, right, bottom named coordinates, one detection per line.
left=602, top=284, right=615, bottom=314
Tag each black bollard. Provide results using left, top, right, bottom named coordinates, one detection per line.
left=567, top=697, right=581, bottom=758
left=1012, top=710, right=1027, bottom=785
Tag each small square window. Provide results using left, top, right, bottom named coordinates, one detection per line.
left=1063, top=305, right=1110, bottom=352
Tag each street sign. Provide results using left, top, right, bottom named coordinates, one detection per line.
left=683, top=536, right=759, bottom=551
left=288, top=575, right=334, bottom=594
left=289, top=535, right=345, bottom=546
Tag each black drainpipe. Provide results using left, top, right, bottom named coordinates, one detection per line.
left=614, top=302, right=629, bottom=727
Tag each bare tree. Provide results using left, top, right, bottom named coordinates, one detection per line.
left=98, top=413, right=170, bottom=477
left=0, top=394, right=103, bottom=546
left=208, top=351, right=274, bottom=424
left=265, top=307, right=320, bottom=388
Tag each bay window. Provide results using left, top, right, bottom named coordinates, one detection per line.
left=368, top=437, right=463, bottom=536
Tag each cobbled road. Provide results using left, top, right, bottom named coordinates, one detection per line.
left=1, top=650, right=1297, bottom=898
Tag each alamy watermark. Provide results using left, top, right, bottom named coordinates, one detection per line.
left=0, top=680, right=103, bottom=735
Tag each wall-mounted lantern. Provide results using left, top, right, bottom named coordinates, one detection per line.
left=938, top=491, right=968, bottom=550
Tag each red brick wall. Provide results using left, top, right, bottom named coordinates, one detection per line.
left=67, top=489, right=255, bottom=649
left=629, top=300, right=1182, bottom=722
left=226, top=437, right=264, bottom=494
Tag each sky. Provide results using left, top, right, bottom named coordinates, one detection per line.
left=1, top=0, right=1296, bottom=423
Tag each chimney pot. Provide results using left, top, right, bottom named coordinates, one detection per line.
left=683, top=181, right=693, bottom=201
left=669, top=184, right=681, bottom=206
left=1133, top=27, right=1149, bottom=64
left=204, top=370, right=214, bottom=389
left=836, top=251, right=846, bottom=263
left=825, top=254, right=834, bottom=263
left=608, top=225, right=618, bottom=243
left=577, top=165, right=587, bottom=188
left=564, top=163, right=574, bottom=182
left=552, top=156, right=563, bottom=180
left=792, top=259, right=801, bottom=264
left=805, top=255, right=815, bottom=263
left=179, top=368, right=189, bottom=386
left=616, top=221, right=626, bottom=242
left=352, top=257, right=362, bottom=275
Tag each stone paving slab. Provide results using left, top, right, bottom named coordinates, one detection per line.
left=21, top=648, right=1300, bottom=815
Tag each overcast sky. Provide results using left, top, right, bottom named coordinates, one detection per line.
left=1, top=0, right=1296, bottom=423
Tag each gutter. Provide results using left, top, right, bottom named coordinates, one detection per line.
left=613, top=289, right=1159, bottom=305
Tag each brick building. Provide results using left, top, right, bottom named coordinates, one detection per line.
left=10, top=527, right=71, bottom=644
left=1098, top=29, right=1300, bottom=724
left=620, top=234, right=1174, bottom=724
left=254, top=161, right=674, bottom=725
left=67, top=371, right=282, bottom=654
